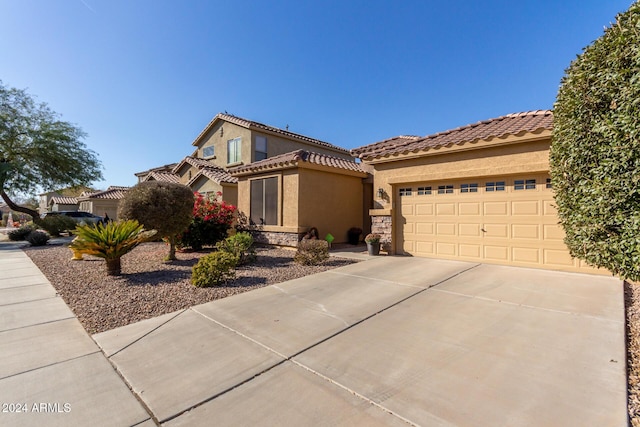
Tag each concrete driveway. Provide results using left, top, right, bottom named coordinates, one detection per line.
left=93, top=257, right=626, bottom=426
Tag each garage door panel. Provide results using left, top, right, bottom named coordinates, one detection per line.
left=416, top=222, right=434, bottom=235
left=436, top=223, right=456, bottom=236
left=436, top=203, right=456, bottom=216
left=512, top=224, right=539, bottom=239
left=397, top=176, right=601, bottom=274
left=459, top=203, right=480, bottom=215
left=484, top=202, right=508, bottom=215
left=459, top=223, right=481, bottom=237
left=512, top=247, right=540, bottom=263
left=512, top=201, right=538, bottom=215
left=416, top=203, right=433, bottom=215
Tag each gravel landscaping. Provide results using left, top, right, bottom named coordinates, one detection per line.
left=24, top=241, right=357, bottom=334
left=627, top=280, right=640, bottom=425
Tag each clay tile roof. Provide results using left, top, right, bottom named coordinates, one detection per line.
left=49, top=196, right=78, bottom=205
left=134, top=163, right=178, bottom=177
left=351, top=110, right=553, bottom=160
left=172, top=156, right=217, bottom=174
left=229, top=150, right=366, bottom=176
left=144, top=171, right=181, bottom=183
left=79, top=186, right=130, bottom=200
left=187, top=166, right=238, bottom=186
left=192, top=113, right=350, bottom=155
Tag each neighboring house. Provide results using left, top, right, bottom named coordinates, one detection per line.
left=230, top=150, right=370, bottom=246
left=78, top=186, right=130, bottom=220
left=351, top=110, right=601, bottom=274
left=48, top=196, right=79, bottom=212
left=39, top=191, right=62, bottom=215
left=135, top=112, right=360, bottom=223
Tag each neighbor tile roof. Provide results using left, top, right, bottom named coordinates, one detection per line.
left=229, top=150, right=367, bottom=176
left=79, top=186, right=129, bottom=200
left=49, top=196, right=78, bottom=205
left=134, top=163, right=178, bottom=177
left=191, top=113, right=350, bottom=155
left=143, top=171, right=181, bottom=183
left=351, top=110, right=553, bottom=160
left=187, top=166, right=238, bottom=186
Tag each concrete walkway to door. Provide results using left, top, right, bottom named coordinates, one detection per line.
left=90, top=256, right=626, bottom=426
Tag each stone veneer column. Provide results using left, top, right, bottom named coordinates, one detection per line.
left=371, top=215, right=393, bottom=253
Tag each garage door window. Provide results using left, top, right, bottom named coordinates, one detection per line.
left=486, top=181, right=505, bottom=192
left=546, top=178, right=552, bottom=189
left=460, top=183, right=478, bottom=193
left=417, top=186, right=432, bottom=195
left=515, top=179, right=536, bottom=190
left=399, top=188, right=412, bottom=196
left=438, top=185, right=454, bottom=194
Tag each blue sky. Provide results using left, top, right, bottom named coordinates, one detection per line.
left=0, top=0, right=633, bottom=189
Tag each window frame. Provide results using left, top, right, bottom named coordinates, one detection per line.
left=515, top=179, right=536, bottom=190
left=485, top=181, right=506, bottom=192
left=227, top=137, right=242, bottom=164
left=417, top=186, right=432, bottom=195
left=399, top=188, right=412, bottom=196
left=255, top=136, right=267, bottom=161
left=203, top=145, right=215, bottom=158
left=250, top=176, right=279, bottom=226
left=460, top=183, right=478, bottom=193
left=437, top=184, right=454, bottom=194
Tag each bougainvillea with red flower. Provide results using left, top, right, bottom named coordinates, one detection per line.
left=178, top=192, right=237, bottom=250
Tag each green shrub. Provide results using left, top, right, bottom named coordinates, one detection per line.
left=8, top=225, right=35, bottom=241
left=294, top=239, right=330, bottom=265
left=551, top=2, right=640, bottom=279
left=26, top=230, right=50, bottom=246
left=69, top=220, right=156, bottom=276
left=40, top=215, right=77, bottom=236
left=192, top=251, right=238, bottom=287
left=215, top=232, right=256, bottom=265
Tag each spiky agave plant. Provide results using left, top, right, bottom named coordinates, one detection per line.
left=69, top=220, right=156, bottom=276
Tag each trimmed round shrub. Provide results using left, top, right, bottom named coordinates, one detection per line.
left=40, top=215, right=77, bottom=236
left=26, top=230, right=50, bottom=246
left=191, top=251, right=238, bottom=287
left=294, top=239, right=329, bottom=265
left=8, top=225, right=35, bottom=241
left=215, top=232, right=256, bottom=265
left=551, top=2, right=640, bottom=279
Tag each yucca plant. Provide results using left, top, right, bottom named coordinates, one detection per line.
left=69, top=220, right=156, bottom=276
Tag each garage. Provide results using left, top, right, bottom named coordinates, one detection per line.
left=352, top=111, right=607, bottom=275
left=396, top=173, right=597, bottom=273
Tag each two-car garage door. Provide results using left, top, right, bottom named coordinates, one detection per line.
left=397, top=174, right=597, bottom=273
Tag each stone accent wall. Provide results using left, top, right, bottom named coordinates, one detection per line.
left=250, top=230, right=305, bottom=247
left=371, top=215, right=392, bottom=253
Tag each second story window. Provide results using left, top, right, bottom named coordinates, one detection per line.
left=203, top=146, right=215, bottom=158
left=227, top=137, right=242, bottom=164
left=255, top=136, right=267, bottom=161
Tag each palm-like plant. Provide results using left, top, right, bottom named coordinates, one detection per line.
left=69, top=220, right=156, bottom=275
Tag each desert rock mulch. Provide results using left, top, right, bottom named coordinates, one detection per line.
left=626, top=280, right=640, bottom=425
left=24, top=242, right=356, bottom=335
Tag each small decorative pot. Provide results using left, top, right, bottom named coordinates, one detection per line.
left=367, top=242, right=380, bottom=256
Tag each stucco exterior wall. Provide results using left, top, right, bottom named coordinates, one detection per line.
left=195, top=121, right=253, bottom=168
left=369, top=136, right=551, bottom=213
left=254, top=132, right=353, bottom=161
left=297, top=168, right=364, bottom=244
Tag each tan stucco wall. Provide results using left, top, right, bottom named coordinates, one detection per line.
left=190, top=177, right=223, bottom=196
left=369, top=136, right=551, bottom=213
left=254, top=131, right=353, bottom=161
left=194, top=122, right=254, bottom=168
left=297, top=168, right=364, bottom=243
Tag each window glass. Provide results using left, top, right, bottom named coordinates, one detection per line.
left=546, top=178, right=552, bottom=189
left=255, top=136, right=267, bottom=161
left=486, top=181, right=505, bottom=192
left=460, top=183, right=478, bottom=193
left=227, top=137, right=242, bottom=164
left=515, top=179, right=536, bottom=190
left=417, top=186, right=431, bottom=195
left=203, top=146, right=215, bottom=158
left=250, top=177, right=278, bottom=225
left=399, top=188, right=412, bottom=196
left=437, top=185, right=454, bottom=194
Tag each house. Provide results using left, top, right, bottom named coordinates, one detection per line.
left=230, top=150, right=370, bottom=246
left=352, top=110, right=602, bottom=274
left=48, top=196, right=79, bottom=212
left=135, top=112, right=361, bottom=221
left=78, top=186, right=130, bottom=220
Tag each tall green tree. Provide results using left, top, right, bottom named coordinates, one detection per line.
left=0, top=80, right=102, bottom=222
left=118, top=181, right=194, bottom=261
left=550, top=2, right=640, bottom=279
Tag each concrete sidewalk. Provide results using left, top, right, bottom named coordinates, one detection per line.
left=0, top=242, right=152, bottom=427
left=0, top=240, right=628, bottom=426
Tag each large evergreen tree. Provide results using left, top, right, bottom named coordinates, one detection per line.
left=0, top=80, right=102, bottom=222
left=551, top=2, right=640, bottom=279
